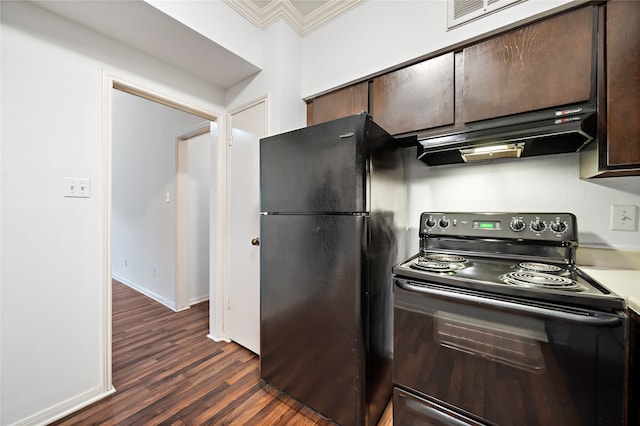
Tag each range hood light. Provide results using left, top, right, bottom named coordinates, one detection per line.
left=460, top=143, right=524, bottom=162
left=470, top=144, right=510, bottom=153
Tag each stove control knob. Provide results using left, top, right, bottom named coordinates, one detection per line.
left=439, top=218, right=450, bottom=229
left=530, top=220, right=546, bottom=232
left=510, top=219, right=526, bottom=232
left=550, top=221, right=567, bottom=233
left=425, top=217, right=436, bottom=228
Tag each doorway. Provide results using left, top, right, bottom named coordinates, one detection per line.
left=111, top=89, right=209, bottom=309
left=104, top=76, right=223, bottom=389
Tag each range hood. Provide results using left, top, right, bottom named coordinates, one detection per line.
left=417, top=103, right=597, bottom=166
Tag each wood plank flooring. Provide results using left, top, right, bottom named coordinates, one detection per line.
left=50, top=280, right=392, bottom=425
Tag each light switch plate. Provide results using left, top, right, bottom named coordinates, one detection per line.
left=63, top=177, right=91, bottom=198
left=611, top=205, right=637, bottom=231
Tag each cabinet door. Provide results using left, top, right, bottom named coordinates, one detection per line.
left=371, top=53, right=454, bottom=135
left=606, top=0, right=640, bottom=167
left=306, top=81, right=368, bottom=126
left=463, top=6, right=594, bottom=123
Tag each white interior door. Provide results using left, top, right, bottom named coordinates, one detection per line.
left=228, top=99, right=266, bottom=354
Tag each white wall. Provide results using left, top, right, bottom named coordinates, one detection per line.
left=404, top=152, right=640, bottom=254
left=0, top=2, right=225, bottom=424
left=111, top=90, right=206, bottom=309
left=301, top=0, right=579, bottom=97
left=145, top=0, right=264, bottom=71
left=186, top=131, right=212, bottom=304
left=226, top=19, right=306, bottom=135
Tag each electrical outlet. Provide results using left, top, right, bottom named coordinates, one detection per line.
left=63, top=177, right=91, bottom=198
left=611, top=205, right=638, bottom=231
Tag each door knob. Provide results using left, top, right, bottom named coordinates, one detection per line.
left=251, top=238, right=260, bottom=246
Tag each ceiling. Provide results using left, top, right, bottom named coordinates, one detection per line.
left=224, top=0, right=364, bottom=36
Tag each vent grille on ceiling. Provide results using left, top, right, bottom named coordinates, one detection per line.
left=448, top=0, right=525, bottom=29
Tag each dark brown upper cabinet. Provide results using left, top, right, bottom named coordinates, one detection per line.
left=581, top=0, right=640, bottom=177
left=606, top=0, right=640, bottom=168
left=463, top=6, right=594, bottom=123
left=370, top=53, right=455, bottom=135
left=306, top=82, right=368, bottom=126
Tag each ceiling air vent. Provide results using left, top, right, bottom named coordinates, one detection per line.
left=448, top=0, right=525, bottom=29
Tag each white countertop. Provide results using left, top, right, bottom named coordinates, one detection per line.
left=580, top=266, right=640, bottom=313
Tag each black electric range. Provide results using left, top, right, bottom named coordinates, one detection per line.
left=392, top=212, right=628, bottom=426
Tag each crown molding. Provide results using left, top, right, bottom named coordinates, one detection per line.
left=303, top=0, right=363, bottom=35
left=224, top=0, right=363, bottom=36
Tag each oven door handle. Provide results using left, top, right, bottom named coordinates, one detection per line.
left=396, top=279, right=623, bottom=327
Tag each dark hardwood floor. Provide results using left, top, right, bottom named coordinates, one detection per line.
left=50, top=280, right=392, bottom=425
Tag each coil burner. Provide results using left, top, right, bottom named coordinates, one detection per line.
left=411, top=253, right=468, bottom=273
left=518, top=262, right=563, bottom=273
left=426, top=254, right=467, bottom=263
left=500, top=272, right=586, bottom=292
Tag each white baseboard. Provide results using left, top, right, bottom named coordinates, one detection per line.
left=13, top=385, right=115, bottom=426
left=189, top=294, right=209, bottom=306
left=112, top=274, right=178, bottom=312
left=207, top=333, right=231, bottom=343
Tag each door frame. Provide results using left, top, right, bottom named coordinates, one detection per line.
left=102, top=72, right=225, bottom=391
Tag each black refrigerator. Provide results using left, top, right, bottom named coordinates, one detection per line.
left=259, top=113, right=406, bottom=426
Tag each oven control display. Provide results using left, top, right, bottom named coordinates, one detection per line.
left=473, top=220, right=501, bottom=230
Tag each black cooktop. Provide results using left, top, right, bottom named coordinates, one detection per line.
left=394, top=212, right=627, bottom=311
left=394, top=253, right=626, bottom=311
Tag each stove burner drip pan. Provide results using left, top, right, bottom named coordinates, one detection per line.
left=425, top=253, right=467, bottom=263
left=518, top=262, right=563, bottom=273
left=500, top=271, right=585, bottom=292
left=411, top=260, right=466, bottom=273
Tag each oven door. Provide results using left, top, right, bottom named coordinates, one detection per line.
left=393, top=278, right=627, bottom=426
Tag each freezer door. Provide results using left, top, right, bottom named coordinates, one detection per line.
left=260, top=114, right=368, bottom=214
left=260, top=214, right=367, bottom=426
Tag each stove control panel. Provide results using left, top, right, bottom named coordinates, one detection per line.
left=419, top=212, right=577, bottom=242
